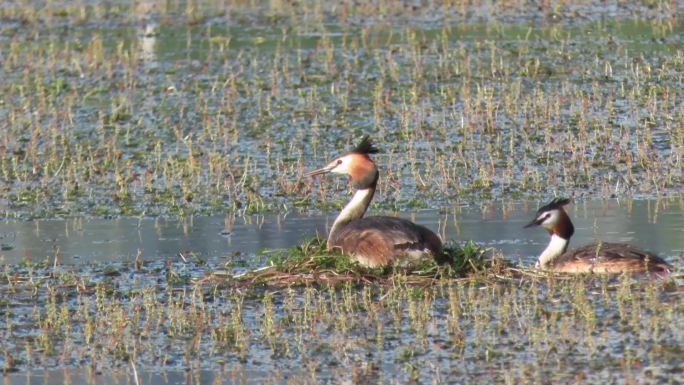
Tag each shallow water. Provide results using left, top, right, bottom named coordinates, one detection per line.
left=0, top=199, right=681, bottom=268
left=0, top=199, right=682, bottom=385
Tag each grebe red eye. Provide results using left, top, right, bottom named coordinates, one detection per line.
left=336, top=159, right=342, bottom=165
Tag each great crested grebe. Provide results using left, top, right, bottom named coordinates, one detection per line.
left=524, top=198, right=671, bottom=274
left=303, top=137, right=442, bottom=267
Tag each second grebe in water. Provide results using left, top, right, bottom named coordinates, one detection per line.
left=524, top=198, right=671, bottom=274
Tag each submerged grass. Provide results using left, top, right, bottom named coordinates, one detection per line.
left=0, top=250, right=681, bottom=383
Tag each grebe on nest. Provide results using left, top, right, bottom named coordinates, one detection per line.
left=304, top=137, right=442, bottom=267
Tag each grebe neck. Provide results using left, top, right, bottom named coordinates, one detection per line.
left=328, top=186, right=375, bottom=248
left=536, top=234, right=570, bottom=269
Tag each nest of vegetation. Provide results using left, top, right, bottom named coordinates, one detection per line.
left=200, top=238, right=516, bottom=288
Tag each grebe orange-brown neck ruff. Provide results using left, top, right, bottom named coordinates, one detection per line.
left=524, top=198, right=671, bottom=274
left=304, top=137, right=442, bottom=268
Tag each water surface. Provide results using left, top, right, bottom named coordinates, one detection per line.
left=1, top=198, right=681, bottom=385
left=1, top=199, right=681, bottom=268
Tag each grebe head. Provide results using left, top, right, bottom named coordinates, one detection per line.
left=304, top=136, right=380, bottom=189
left=524, top=197, right=575, bottom=238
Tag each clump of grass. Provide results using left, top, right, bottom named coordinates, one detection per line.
left=226, top=238, right=505, bottom=287
left=267, top=237, right=367, bottom=275
left=433, top=240, right=497, bottom=277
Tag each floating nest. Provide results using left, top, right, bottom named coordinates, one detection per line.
left=199, top=238, right=517, bottom=288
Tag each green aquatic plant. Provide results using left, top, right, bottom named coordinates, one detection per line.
left=264, top=237, right=388, bottom=276
left=435, top=240, right=495, bottom=277
left=0, top=244, right=679, bottom=382
left=230, top=237, right=500, bottom=287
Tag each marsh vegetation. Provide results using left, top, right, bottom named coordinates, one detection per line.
left=0, top=0, right=682, bottom=383
left=0, top=0, right=681, bottom=219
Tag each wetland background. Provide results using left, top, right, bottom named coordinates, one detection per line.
left=0, top=0, right=683, bottom=384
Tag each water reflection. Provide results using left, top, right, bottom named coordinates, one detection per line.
left=136, top=0, right=160, bottom=70
left=0, top=199, right=680, bottom=267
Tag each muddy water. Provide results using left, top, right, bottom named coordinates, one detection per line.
left=0, top=199, right=681, bottom=268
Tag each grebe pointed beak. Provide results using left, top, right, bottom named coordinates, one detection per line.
left=304, top=164, right=335, bottom=177
left=524, top=218, right=542, bottom=228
